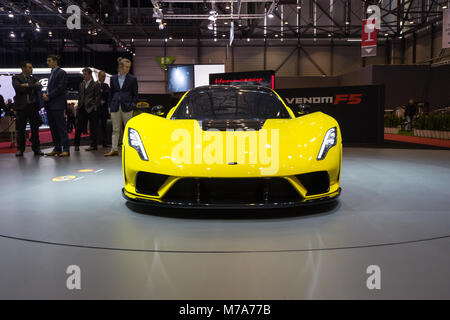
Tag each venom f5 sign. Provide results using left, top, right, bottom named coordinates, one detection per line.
left=277, top=85, right=385, bottom=145
left=362, top=19, right=377, bottom=57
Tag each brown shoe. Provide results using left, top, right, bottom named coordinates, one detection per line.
left=59, top=151, right=70, bottom=157
left=104, top=150, right=119, bottom=157
left=45, top=150, right=61, bottom=156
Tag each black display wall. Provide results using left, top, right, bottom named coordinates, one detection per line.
left=276, top=85, right=385, bottom=145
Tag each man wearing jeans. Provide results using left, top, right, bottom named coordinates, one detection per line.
left=104, top=57, right=138, bottom=157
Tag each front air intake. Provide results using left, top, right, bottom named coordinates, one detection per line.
left=296, top=171, right=330, bottom=196
left=135, top=172, right=168, bottom=196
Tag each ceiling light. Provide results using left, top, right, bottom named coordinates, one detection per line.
left=268, top=13, right=274, bottom=18
left=247, top=38, right=250, bottom=42
left=284, top=20, right=288, bottom=25
left=58, top=6, right=63, bottom=14
left=297, top=5, right=302, bottom=10
left=168, top=36, right=173, bottom=40
left=225, top=5, right=230, bottom=10
left=9, top=31, right=15, bottom=38
left=274, top=34, right=279, bottom=37
left=148, top=38, right=151, bottom=42
left=224, top=21, right=228, bottom=25
left=384, top=33, right=389, bottom=36
left=24, top=8, right=30, bottom=15
left=345, top=21, right=350, bottom=25
left=208, top=23, right=214, bottom=30
left=48, top=31, right=53, bottom=37
left=159, top=23, right=164, bottom=30
left=214, top=38, right=217, bottom=42
left=328, top=33, right=332, bottom=37
left=35, top=27, right=40, bottom=32
left=28, top=19, right=32, bottom=24
left=443, top=4, right=448, bottom=9
left=222, top=34, right=226, bottom=37
left=8, top=11, right=13, bottom=18
left=131, top=38, right=134, bottom=42
left=156, top=18, right=162, bottom=23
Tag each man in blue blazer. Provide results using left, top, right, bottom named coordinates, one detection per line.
left=43, top=54, right=70, bottom=156
left=104, top=57, right=138, bottom=156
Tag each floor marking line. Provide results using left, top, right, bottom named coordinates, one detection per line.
left=94, top=169, right=104, bottom=173
left=0, top=233, right=449, bottom=254
left=73, top=176, right=85, bottom=181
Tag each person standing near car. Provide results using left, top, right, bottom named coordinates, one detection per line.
left=74, top=68, right=101, bottom=151
left=11, top=61, right=44, bottom=157
left=97, top=70, right=110, bottom=148
left=43, top=54, right=70, bottom=157
left=405, top=98, right=417, bottom=131
left=104, top=57, right=138, bottom=157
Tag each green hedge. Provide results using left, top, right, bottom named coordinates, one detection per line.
left=413, top=113, right=450, bottom=131
left=384, top=114, right=403, bottom=127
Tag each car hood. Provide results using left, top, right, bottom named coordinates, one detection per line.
left=125, top=112, right=340, bottom=177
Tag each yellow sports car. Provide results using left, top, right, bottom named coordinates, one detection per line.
left=122, top=85, right=342, bottom=208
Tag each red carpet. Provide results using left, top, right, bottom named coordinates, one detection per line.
left=0, top=129, right=88, bottom=154
left=385, top=133, right=450, bottom=148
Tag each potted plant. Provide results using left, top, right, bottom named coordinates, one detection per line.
left=384, top=114, right=403, bottom=134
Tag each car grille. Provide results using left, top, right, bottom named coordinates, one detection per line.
left=162, top=177, right=301, bottom=205
left=296, top=171, right=330, bottom=196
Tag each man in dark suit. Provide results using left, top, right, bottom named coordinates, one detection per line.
left=104, top=57, right=138, bottom=156
left=11, top=61, right=44, bottom=157
left=74, top=68, right=101, bottom=151
left=97, top=70, right=110, bottom=148
left=43, top=54, right=70, bottom=157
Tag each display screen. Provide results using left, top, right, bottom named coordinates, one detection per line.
left=168, top=65, right=194, bottom=93
left=209, top=70, right=275, bottom=89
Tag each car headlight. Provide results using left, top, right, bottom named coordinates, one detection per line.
left=317, top=127, right=337, bottom=160
left=128, top=128, right=148, bottom=161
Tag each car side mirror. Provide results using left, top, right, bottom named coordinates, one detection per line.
left=297, top=104, right=311, bottom=115
left=151, top=105, right=165, bottom=116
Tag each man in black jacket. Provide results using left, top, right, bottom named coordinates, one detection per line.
left=74, top=68, right=101, bottom=151
left=97, top=70, right=110, bottom=148
left=11, top=61, right=43, bottom=157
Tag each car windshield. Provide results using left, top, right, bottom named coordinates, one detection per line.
left=171, top=87, right=291, bottom=120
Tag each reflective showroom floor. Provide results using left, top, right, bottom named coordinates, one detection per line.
left=0, top=146, right=449, bottom=299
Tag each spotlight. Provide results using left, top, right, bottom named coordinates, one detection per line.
left=328, top=33, right=332, bottom=37
left=274, top=34, right=279, bottom=37
left=10, top=31, right=15, bottom=38
left=58, top=6, right=63, bottom=14
left=159, top=23, right=164, bottom=30
left=345, top=21, right=350, bottom=25
left=28, top=19, right=32, bottom=24
left=224, top=21, right=228, bottom=25
left=384, top=33, right=389, bottom=36
left=148, top=38, right=151, bottom=42
left=35, top=27, right=40, bottom=32
left=168, top=36, right=173, bottom=40
left=156, top=18, right=162, bottom=23
left=222, top=34, right=226, bottom=37
left=208, top=23, right=214, bottom=30
left=297, top=5, right=302, bottom=10
left=443, top=4, right=448, bottom=9
left=24, top=8, right=30, bottom=15
left=131, top=38, right=134, bottom=42
left=48, top=31, right=53, bottom=37
left=8, top=11, right=14, bottom=18
left=246, top=38, right=250, bottom=42
left=165, top=38, right=168, bottom=43
left=284, top=20, right=288, bottom=25
left=214, top=38, right=217, bottom=42
left=225, top=5, right=230, bottom=10
left=268, top=13, right=274, bottom=18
